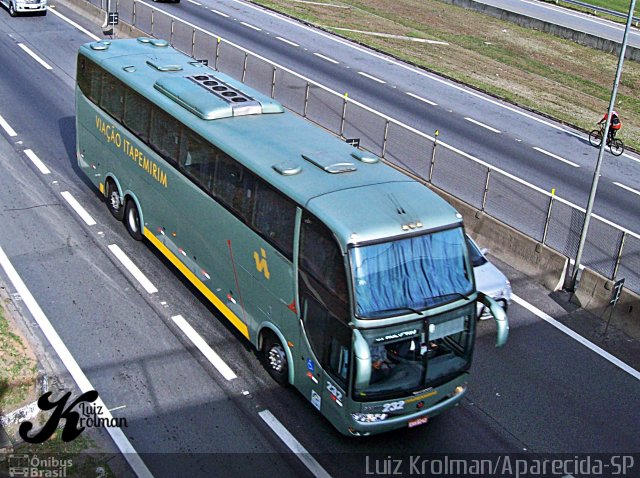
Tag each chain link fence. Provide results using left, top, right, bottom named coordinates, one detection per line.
left=101, top=0, right=640, bottom=295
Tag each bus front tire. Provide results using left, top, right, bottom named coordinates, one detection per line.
left=124, top=199, right=143, bottom=241
left=9, top=2, right=17, bottom=16
left=106, top=180, right=125, bottom=221
left=263, top=334, right=288, bottom=385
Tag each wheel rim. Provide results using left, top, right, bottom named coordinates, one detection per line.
left=109, top=191, right=121, bottom=212
left=268, top=344, right=286, bottom=373
left=128, top=207, right=139, bottom=233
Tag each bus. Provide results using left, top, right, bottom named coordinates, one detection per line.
left=75, top=38, right=508, bottom=436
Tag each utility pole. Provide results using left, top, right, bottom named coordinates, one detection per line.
left=569, top=0, right=637, bottom=291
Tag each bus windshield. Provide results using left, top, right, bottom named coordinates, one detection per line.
left=350, top=227, right=472, bottom=319
left=354, top=303, right=475, bottom=400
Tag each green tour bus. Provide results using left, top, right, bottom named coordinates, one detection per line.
left=75, top=38, right=508, bottom=436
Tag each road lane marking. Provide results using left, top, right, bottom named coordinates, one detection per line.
left=240, top=21, right=262, bottom=31
left=171, top=315, right=237, bottom=380
left=313, top=52, right=339, bottom=64
left=259, top=410, right=332, bottom=478
left=18, top=43, right=53, bottom=70
left=406, top=92, right=437, bottom=106
left=24, top=149, right=50, bottom=175
left=276, top=36, right=299, bottom=47
left=464, top=117, right=501, bottom=134
left=292, top=0, right=349, bottom=7
left=0, top=114, right=17, bottom=137
left=357, top=71, right=386, bottom=84
left=533, top=147, right=579, bottom=168
left=108, top=244, right=158, bottom=294
left=613, top=182, right=640, bottom=197
left=512, top=294, right=640, bottom=381
left=187, top=0, right=202, bottom=4
left=0, top=246, right=154, bottom=478
left=60, top=191, right=96, bottom=226
left=211, top=8, right=229, bottom=17
left=328, top=26, right=449, bottom=44
left=47, top=7, right=100, bottom=40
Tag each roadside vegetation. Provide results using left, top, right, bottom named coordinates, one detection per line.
left=252, top=0, right=640, bottom=150
left=541, top=0, right=638, bottom=17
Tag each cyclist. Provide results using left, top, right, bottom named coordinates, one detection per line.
left=598, top=110, right=622, bottom=142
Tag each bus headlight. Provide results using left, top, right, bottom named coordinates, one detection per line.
left=351, top=413, right=389, bottom=423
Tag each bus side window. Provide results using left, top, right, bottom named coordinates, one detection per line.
left=123, top=89, right=151, bottom=144
left=214, top=153, right=244, bottom=213
left=150, top=106, right=181, bottom=165
left=77, top=56, right=102, bottom=104
left=253, top=181, right=295, bottom=259
left=100, top=73, right=124, bottom=122
left=181, top=130, right=215, bottom=190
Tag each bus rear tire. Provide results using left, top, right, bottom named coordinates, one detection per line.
left=106, top=180, right=125, bottom=221
left=124, top=199, right=143, bottom=241
left=262, top=333, right=288, bottom=385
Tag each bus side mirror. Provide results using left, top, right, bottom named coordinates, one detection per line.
left=353, top=330, right=371, bottom=388
left=478, top=293, right=509, bottom=348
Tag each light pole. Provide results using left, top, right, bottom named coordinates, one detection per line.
left=569, top=0, right=637, bottom=291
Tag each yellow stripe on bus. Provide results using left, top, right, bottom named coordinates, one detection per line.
left=143, top=227, right=250, bottom=339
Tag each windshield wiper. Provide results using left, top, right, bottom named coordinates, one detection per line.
left=427, top=292, right=471, bottom=303
left=373, top=307, right=424, bottom=317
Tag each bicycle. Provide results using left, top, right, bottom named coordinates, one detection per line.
left=589, top=125, right=624, bottom=156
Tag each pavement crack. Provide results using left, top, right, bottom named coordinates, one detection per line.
left=4, top=203, right=61, bottom=212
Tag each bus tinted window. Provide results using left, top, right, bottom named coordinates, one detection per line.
left=215, top=153, right=244, bottom=212
left=123, top=89, right=151, bottom=143
left=253, top=181, right=295, bottom=258
left=100, top=74, right=124, bottom=121
left=77, top=56, right=102, bottom=104
left=181, top=130, right=215, bottom=189
left=150, top=106, right=180, bottom=164
left=300, top=213, right=347, bottom=303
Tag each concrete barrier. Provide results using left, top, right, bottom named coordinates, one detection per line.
left=571, top=268, right=640, bottom=341
left=442, top=0, right=640, bottom=62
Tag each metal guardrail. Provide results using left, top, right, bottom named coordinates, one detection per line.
left=553, top=0, right=640, bottom=23
left=100, top=0, right=640, bottom=295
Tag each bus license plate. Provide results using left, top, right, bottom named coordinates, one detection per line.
left=408, top=416, right=429, bottom=428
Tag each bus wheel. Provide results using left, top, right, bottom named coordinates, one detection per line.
left=263, top=334, right=288, bottom=385
left=106, top=180, right=125, bottom=221
left=124, top=199, right=143, bottom=241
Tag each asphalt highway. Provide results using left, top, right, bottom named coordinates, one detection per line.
left=125, top=0, right=640, bottom=237
left=0, top=4, right=639, bottom=478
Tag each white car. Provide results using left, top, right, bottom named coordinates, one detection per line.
left=1, top=0, right=47, bottom=16
left=466, top=235, right=511, bottom=319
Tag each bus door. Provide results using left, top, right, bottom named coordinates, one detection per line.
left=297, top=212, right=351, bottom=421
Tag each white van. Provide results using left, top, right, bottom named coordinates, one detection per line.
left=1, top=0, right=47, bottom=16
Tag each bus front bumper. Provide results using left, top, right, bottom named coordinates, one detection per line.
left=348, top=384, right=468, bottom=436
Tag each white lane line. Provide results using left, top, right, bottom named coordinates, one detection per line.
left=47, top=7, right=100, bottom=40
left=171, top=315, right=237, bottom=381
left=240, top=21, right=262, bottom=31
left=187, top=0, right=202, bottom=4
left=276, top=36, right=300, bottom=47
left=211, top=8, right=229, bottom=17
left=357, top=71, right=386, bottom=84
left=60, top=191, right=96, bottom=226
left=24, top=149, right=51, bottom=175
left=533, top=147, right=580, bottom=168
left=613, top=182, right=640, bottom=197
left=313, top=52, right=339, bottom=64
left=108, top=244, right=158, bottom=294
left=0, top=114, right=17, bottom=137
left=259, top=410, right=332, bottom=478
left=18, top=43, right=53, bottom=70
left=512, top=294, right=640, bottom=382
left=0, top=246, right=154, bottom=478
left=406, top=92, right=437, bottom=106
left=464, top=117, right=501, bottom=134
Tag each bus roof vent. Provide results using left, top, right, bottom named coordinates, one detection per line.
left=187, top=74, right=262, bottom=116
left=272, top=162, right=302, bottom=176
left=90, top=41, right=111, bottom=51
left=351, top=149, right=380, bottom=164
left=137, top=37, right=169, bottom=48
left=146, top=60, right=183, bottom=72
left=154, top=76, right=283, bottom=120
left=302, top=152, right=357, bottom=174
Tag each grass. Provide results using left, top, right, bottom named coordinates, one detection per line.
left=0, top=300, right=39, bottom=413
left=251, top=0, right=640, bottom=150
left=542, top=0, right=639, bottom=17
